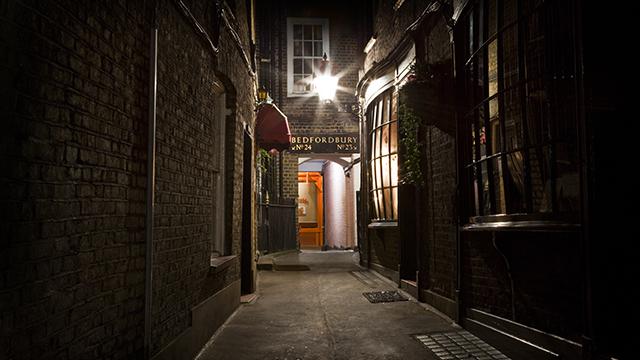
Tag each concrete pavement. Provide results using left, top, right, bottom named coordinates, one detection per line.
left=196, top=251, right=459, bottom=360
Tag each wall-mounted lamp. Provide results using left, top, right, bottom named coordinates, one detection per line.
left=257, top=87, right=269, bottom=103
left=313, top=53, right=338, bottom=103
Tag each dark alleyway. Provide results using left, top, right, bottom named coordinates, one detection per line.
left=195, top=251, right=507, bottom=360
left=1, top=0, right=631, bottom=359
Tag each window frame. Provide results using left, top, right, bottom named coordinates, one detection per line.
left=456, top=0, right=581, bottom=226
left=212, top=83, right=228, bottom=256
left=286, top=17, right=330, bottom=97
left=367, top=88, right=399, bottom=223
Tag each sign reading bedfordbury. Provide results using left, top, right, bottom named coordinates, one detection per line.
left=289, top=133, right=360, bottom=153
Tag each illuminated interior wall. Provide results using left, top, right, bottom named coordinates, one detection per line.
left=323, top=161, right=355, bottom=249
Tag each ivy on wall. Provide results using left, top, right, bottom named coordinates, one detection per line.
left=398, top=102, right=424, bottom=187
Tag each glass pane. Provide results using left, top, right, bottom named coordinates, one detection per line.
left=391, top=93, right=398, bottom=121
left=489, top=112, right=500, bottom=154
left=293, top=25, right=303, bottom=40
left=381, top=155, right=390, bottom=188
left=528, top=146, right=552, bottom=213
left=472, top=165, right=481, bottom=216
left=303, top=59, right=312, bottom=75
left=525, top=9, right=545, bottom=79
left=294, top=75, right=304, bottom=92
left=372, top=127, right=379, bottom=159
left=503, top=27, right=519, bottom=89
left=526, top=78, right=549, bottom=144
left=476, top=1, right=484, bottom=46
left=465, top=61, right=476, bottom=110
left=293, top=59, right=302, bottom=74
left=314, top=41, right=323, bottom=57
left=314, top=25, right=323, bottom=40
left=471, top=118, right=478, bottom=160
left=377, top=99, right=384, bottom=127
left=488, top=0, right=497, bottom=38
left=370, top=161, right=377, bottom=191
left=488, top=40, right=498, bottom=97
left=384, top=188, right=392, bottom=220
left=475, top=53, right=484, bottom=102
left=304, top=41, right=312, bottom=56
left=380, top=124, right=389, bottom=156
left=478, top=105, right=487, bottom=158
left=505, top=150, right=526, bottom=213
left=375, top=158, right=383, bottom=189
left=370, top=190, right=379, bottom=219
left=480, top=161, right=491, bottom=214
left=503, top=88, right=523, bottom=151
left=294, top=41, right=302, bottom=56
left=377, top=189, right=385, bottom=220
left=492, top=157, right=506, bottom=214
left=304, top=25, right=313, bottom=40
left=313, top=58, right=321, bottom=74
left=554, top=142, right=580, bottom=214
left=390, top=154, right=398, bottom=188
left=391, top=187, right=398, bottom=220
left=303, top=76, right=312, bottom=91
left=468, top=9, right=474, bottom=56
left=389, top=121, right=398, bottom=154
left=504, top=0, right=517, bottom=25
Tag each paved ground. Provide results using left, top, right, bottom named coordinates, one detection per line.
left=196, top=251, right=460, bottom=360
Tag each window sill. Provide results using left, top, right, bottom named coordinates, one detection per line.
left=210, top=255, right=237, bottom=273
left=463, top=214, right=580, bottom=232
left=368, top=221, right=398, bottom=229
left=287, top=92, right=318, bottom=98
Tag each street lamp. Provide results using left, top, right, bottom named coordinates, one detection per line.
left=314, top=53, right=338, bottom=103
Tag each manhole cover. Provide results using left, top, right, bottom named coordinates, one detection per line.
left=413, top=331, right=510, bottom=359
left=362, top=290, right=408, bottom=303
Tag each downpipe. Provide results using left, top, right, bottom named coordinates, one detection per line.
left=144, top=15, right=158, bottom=359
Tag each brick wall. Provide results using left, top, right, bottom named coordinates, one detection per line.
left=416, top=16, right=457, bottom=301
left=0, top=1, right=150, bottom=358
left=0, top=0, right=256, bottom=358
left=462, top=231, right=583, bottom=339
left=151, top=0, right=256, bottom=355
left=363, top=0, right=433, bottom=73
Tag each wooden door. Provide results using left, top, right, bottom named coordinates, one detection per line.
left=297, top=172, right=323, bottom=249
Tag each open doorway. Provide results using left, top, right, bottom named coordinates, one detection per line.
left=297, top=157, right=360, bottom=251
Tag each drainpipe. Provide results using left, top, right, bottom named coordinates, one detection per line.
left=144, top=11, right=158, bottom=359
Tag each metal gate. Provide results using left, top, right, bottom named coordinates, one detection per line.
left=258, top=199, right=297, bottom=253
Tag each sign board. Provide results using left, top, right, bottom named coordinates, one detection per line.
left=289, top=133, right=360, bottom=154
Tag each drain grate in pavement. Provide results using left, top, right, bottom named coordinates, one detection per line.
left=362, top=290, right=408, bottom=303
left=413, top=330, right=510, bottom=359
left=350, top=271, right=379, bottom=288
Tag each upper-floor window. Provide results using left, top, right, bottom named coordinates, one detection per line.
left=287, top=17, right=330, bottom=96
left=456, top=0, right=580, bottom=222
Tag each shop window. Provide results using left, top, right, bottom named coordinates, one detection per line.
left=287, top=17, right=330, bottom=96
left=457, top=0, right=580, bottom=222
left=367, top=89, right=398, bottom=222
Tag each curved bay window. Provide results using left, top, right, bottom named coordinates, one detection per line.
left=457, top=0, right=580, bottom=223
left=368, top=89, right=399, bottom=222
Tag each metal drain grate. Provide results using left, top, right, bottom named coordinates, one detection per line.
left=413, top=330, right=510, bottom=359
left=362, top=290, right=408, bottom=303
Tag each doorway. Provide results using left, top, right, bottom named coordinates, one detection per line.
left=297, top=171, right=324, bottom=249
left=241, top=130, right=254, bottom=294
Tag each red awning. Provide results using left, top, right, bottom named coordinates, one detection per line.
left=256, top=103, right=291, bottom=152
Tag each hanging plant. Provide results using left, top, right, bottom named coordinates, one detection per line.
left=398, top=103, right=424, bottom=187
left=256, top=148, right=271, bottom=174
